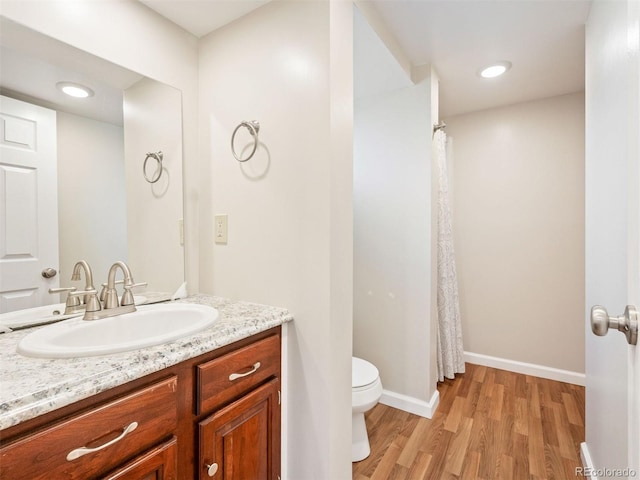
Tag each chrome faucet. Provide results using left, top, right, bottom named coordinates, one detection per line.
left=48, top=260, right=97, bottom=315
left=103, top=261, right=135, bottom=309
left=71, top=260, right=96, bottom=305
left=73, top=261, right=146, bottom=321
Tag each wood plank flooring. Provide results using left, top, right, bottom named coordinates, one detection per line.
left=352, top=363, right=585, bottom=480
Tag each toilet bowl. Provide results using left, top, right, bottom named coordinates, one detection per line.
left=352, top=356, right=383, bottom=462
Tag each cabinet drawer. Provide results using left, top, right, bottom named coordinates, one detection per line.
left=0, top=376, right=177, bottom=480
left=103, top=436, right=177, bottom=480
left=196, top=334, right=280, bottom=414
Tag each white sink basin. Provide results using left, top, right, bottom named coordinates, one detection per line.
left=0, top=304, right=81, bottom=331
left=17, top=303, right=219, bottom=358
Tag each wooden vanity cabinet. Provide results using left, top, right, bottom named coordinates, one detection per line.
left=0, top=327, right=282, bottom=480
left=0, top=376, right=178, bottom=480
left=196, top=334, right=281, bottom=480
left=198, top=379, right=280, bottom=480
left=104, top=437, right=178, bottom=480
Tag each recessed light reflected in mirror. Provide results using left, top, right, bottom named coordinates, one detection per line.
left=56, top=81, right=94, bottom=98
left=479, top=61, right=512, bottom=78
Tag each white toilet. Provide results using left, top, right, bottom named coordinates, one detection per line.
left=352, top=356, right=383, bottom=462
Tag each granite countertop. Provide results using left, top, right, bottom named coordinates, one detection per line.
left=0, top=294, right=293, bottom=431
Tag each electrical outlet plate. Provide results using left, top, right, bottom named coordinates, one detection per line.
left=215, top=214, right=228, bottom=244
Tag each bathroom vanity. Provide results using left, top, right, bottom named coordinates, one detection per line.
left=0, top=295, right=292, bottom=479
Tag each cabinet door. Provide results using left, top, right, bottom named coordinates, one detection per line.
left=199, top=379, right=280, bottom=480
left=104, top=437, right=177, bottom=480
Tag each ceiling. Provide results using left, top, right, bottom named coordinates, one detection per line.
left=0, top=1, right=591, bottom=122
left=0, top=18, right=143, bottom=125
left=372, top=0, right=591, bottom=116
left=139, top=0, right=591, bottom=117
left=138, top=0, right=271, bottom=37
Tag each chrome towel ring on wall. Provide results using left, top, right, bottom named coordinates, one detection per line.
left=231, top=120, right=260, bottom=162
left=143, top=151, right=163, bottom=183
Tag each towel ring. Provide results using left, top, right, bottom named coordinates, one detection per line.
left=143, top=151, right=163, bottom=183
left=231, top=120, right=260, bottom=162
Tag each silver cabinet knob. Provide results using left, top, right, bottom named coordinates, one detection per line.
left=206, top=462, right=219, bottom=477
left=41, top=268, right=57, bottom=278
left=590, top=305, right=638, bottom=345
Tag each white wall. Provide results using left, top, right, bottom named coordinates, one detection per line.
left=429, top=67, right=440, bottom=390
left=0, top=0, right=200, bottom=292
left=123, top=78, right=183, bottom=293
left=353, top=5, right=411, bottom=99
left=445, top=92, right=585, bottom=374
left=198, top=2, right=353, bottom=478
left=353, top=80, right=438, bottom=413
left=57, top=112, right=126, bottom=285
left=353, top=6, right=439, bottom=416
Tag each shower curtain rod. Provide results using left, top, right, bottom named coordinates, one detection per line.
left=433, top=122, right=446, bottom=133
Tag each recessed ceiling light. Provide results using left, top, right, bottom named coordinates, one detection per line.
left=56, top=81, right=94, bottom=98
left=479, top=61, right=512, bottom=79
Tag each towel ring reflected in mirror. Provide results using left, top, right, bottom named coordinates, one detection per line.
left=143, top=151, right=163, bottom=183
left=231, top=120, right=260, bottom=162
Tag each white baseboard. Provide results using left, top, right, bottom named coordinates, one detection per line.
left=580, top=442, right=596, bottom=479
left=380, top=388, right=440, bottom=419
left=464, top=351, right=585, bottom=386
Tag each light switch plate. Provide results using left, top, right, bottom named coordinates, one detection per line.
left=215, top=214, right=228, bottom=244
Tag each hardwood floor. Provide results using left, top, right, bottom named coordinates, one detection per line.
left=352, top=363, right=585, bottom=480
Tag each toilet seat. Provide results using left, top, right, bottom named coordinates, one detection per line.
left=351, top=356, right=382, bottom=462
left=352, top=357, right=379, bottom=389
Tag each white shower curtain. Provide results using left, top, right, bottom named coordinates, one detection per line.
left=434, top=130, right=465, bottom=382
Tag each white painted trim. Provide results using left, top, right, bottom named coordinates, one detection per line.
left=379, top=388, right=440, bottom=419
left=464, top=351, right=586, bottom=386
left=580, top=442, right=597, bottom=480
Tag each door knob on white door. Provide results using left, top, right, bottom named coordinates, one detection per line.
left=41, top=268, right=57, bottom=278
left=590, top=305, right=638, bottom=345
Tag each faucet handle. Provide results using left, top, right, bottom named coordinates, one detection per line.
left=48, top=286, right=75, bottom=293
left=49, top=287, right=81, bottom=308
left=69, top=290, right=101, bottom=313
left=121, top=282, right=147, bottom=306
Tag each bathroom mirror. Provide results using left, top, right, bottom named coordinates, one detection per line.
left=0, top=18, right=185, bottom=313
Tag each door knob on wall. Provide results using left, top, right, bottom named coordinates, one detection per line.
left=590, top=305, right=638, bottom=345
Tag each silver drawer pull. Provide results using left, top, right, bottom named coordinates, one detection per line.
left=229, top=362, right=261, bottom=381
left=66, top=421, right=138, bottom=461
